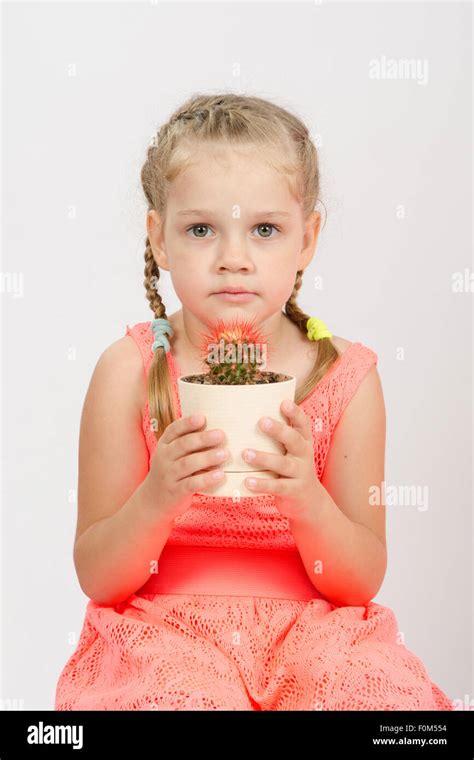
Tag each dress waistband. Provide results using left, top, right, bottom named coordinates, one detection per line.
left=135, top=544, right=326, bottom=602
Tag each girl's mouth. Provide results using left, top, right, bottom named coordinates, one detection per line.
left=213, top=292, right=257, bottom=303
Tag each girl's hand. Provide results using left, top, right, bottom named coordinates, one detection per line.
left=147, top=414, right=228, bottom=521
left=241, top=399, right=320, bottom=521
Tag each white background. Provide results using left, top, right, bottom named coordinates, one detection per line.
left=2, top=0, right=472, bottom=709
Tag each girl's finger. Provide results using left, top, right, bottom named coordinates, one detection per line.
left=244, top=475, right=288, bottom=493
left=242, top=449, right=297, bottom=478
left=258, top=414, right=306, bottom=457
left=281, top=399, right=313, bottom=442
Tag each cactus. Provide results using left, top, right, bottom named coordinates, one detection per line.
left=191, top=317, right=283, bottom=385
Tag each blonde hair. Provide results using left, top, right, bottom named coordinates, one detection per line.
left=140, top=93, right=340, bottom=440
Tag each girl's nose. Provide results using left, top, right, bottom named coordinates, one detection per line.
left=216, top=246, right=255, bottom=270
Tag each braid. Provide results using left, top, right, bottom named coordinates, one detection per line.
left=283, top=270, right=310, bottom=336
left=144, top=240, right=164, bottom=315
left=143, top=242, right=176, bottom=439
left=284, top=271, right=340, bottom=405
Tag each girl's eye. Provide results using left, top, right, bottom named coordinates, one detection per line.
left=185, top=222, right=281, bottom=239
left=254, top=222, right=280, bottom=239
left=186, top=224, right=212, bottom=238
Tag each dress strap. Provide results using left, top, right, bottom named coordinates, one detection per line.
left=325, top=343, right=378, bottom=435
left=125, top=320, right=154, bottom=364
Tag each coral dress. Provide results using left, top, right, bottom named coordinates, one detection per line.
left=54, top=322, right=453, bottom=711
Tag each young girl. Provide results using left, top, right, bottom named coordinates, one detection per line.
left=55, top=93, right=453, bottom=711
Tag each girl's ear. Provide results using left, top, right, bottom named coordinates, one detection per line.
left=147, top=209, right=170, bottom=271
left=298, top=210, right=321, bottom=270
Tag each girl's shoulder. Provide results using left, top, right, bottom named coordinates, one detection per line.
left=330, top=334, right=353, bottom=356
left=319, top=333, right=381, bottom=427
left=332, top=333, right=378, bottom=363
left=329, top=334, right=378, bottom=370
left=96, top=328, right=148, bottom=419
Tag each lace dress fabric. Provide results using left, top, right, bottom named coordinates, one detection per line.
left=54, top=322, right=453, bottom=711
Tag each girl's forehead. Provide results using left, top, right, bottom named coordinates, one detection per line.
left=164, top=140, right=302, bottom=212
left=177, top=148, right=279, bottom=177
left=170, top=161, right=297, bottom=205
left=175, top=138, right=297, bottom=174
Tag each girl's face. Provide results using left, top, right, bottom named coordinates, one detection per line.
left=148, top=144, right=321, bottom=330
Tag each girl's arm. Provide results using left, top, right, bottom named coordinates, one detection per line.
left=72, top=337, right=175, bottom=606
left=289, top=366, right=387, bottom=607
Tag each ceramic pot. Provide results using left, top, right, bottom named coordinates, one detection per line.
left=177, top=375, right=296, bottom=498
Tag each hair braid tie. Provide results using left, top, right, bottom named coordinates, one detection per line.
left=151, top=318, right=174, bottom=352
left=306, top=317, right=332, bottom=341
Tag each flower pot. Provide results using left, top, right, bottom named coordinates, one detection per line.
left=177, top=374, right=296, bottom=498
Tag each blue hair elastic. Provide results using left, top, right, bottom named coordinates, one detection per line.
left=151, top=318, right=174, bottom=353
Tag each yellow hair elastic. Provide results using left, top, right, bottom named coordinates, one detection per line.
left=306, top=317, right=332, bottom=341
